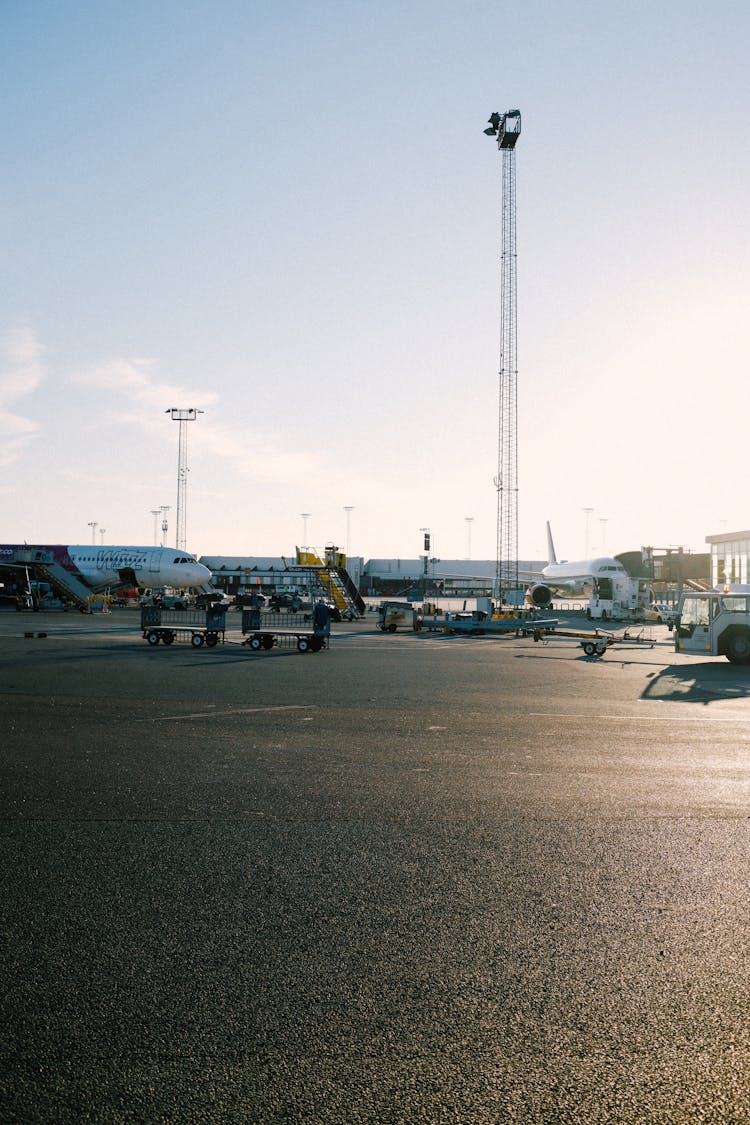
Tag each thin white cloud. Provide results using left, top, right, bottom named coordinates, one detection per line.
left=0, top=326, right=44, bottom=469
left=71, top=357, right=218, bottom=425
left=70, top=354, right=332, bottom=488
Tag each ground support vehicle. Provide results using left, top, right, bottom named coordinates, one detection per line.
left=586, top=576, right=650, bottom=622
left=240, top=610, right=327, bottom=653
left=446, top=612, right=558, bottom=637
left=531, top=625, right=656, bottom=659
left=530, top=625, right=615, bottom=657
left=378, top=602, right=419, bottom=632
left=675, top=590, right=750, bottom=664
left=140, top=605, right=227, bottom=648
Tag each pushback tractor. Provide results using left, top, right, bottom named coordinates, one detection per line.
left=675, top=590, right=750, bottom=664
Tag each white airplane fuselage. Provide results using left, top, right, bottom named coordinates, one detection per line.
left=539, top=556, right=627, bottom=597
left=0, top=544, right=212, bottom=593
left=523, top=523, right=628, bottom=607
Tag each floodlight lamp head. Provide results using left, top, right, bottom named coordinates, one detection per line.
left=484, top=111, right=501, bottom=136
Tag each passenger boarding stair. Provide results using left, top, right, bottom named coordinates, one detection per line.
left=13, top=549, right=93, bottom=610
left=297, top=548, right=366, bottom=618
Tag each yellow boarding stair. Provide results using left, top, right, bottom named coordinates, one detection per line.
left=297, top=548, right=365, bottom=618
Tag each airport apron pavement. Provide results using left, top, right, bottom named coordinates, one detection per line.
left=2, top=612, right=750, bottom=1123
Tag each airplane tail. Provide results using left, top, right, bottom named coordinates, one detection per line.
left=546, top=522, right=558, bottom=566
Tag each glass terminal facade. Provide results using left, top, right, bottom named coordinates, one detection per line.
left=706, top=530, right=750, bottom=587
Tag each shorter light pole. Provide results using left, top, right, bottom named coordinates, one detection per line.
left=88, top=521, right=98, bottom=545
left=100, top=528, right=106, bottom=545
left=151, top=510, right=160, bottom=546
left=160, top=506, right=171, bottom=548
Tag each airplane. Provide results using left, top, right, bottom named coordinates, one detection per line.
left=522, top=523, right=629, bottom=608
left=0, top=543, right=212, bottom=607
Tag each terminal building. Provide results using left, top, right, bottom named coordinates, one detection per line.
left=706, top=529, right=750, bottom=588
left=198, top=554, right=546, bottom=600
left=198, top=545, right=713, bottom=605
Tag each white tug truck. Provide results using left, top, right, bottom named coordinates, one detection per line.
left=675, top=588, right=750, bottom=664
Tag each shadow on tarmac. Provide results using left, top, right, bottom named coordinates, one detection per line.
left=641, top=661, right=750, bottom=705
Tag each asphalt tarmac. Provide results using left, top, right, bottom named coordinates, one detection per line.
left=2, top=609, right=750, bottom=1123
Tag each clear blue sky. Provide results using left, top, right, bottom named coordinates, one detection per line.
left=2, top=1, right=748, bottom=562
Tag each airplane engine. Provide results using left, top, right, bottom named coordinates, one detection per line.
left=527, top=583, right=553, bottom=608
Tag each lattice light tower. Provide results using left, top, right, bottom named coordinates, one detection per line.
left=484, top=109, right=521, bottom=605
left=165, top=408, right=203, bottom=551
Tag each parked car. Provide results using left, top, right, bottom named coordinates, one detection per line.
left=139, top=592, right=191, bottom=610
left=194, top=591, right=232, bottom=608
left=268, top=592, right=303, bottom=612
left=647, top=601, right=678, bottom=628
left=235, top=591, right=266, bottom=608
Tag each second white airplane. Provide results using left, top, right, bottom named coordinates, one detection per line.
left=522, top=523, right=629, bottom=608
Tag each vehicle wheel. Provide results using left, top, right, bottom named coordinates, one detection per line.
left=583, top=641, right=596, bottom=656
left=205, top=633, right=218, bottom=647
left=162, top=632, right=175, bottom=645
left=249, top=635, right=263, bottom=651
left=262, top=635, right=274, bottom=650
left=191, top=633, right=204, bottom=648
left=297, top=637, right=310, bottom=652
left=388, top=623, right=397, bottom=633
left=147, top=630, right=160, bottom=646
left=310, top=636, right=323, bottom=652
left=725, top=629, right=750, bottom=664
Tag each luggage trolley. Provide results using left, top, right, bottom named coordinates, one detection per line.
left=140, top=605, right=227, bottom=648
left=241, top=609, right=327, bottom=653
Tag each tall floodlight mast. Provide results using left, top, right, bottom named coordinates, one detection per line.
left=484, top=109, right=521, bottom=606
left=165, top=408, right=203, bottom=551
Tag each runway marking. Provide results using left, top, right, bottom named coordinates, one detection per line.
left=144, top=705, right=316, bottom=722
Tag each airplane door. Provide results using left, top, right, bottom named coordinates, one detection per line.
left=149, top=550, right=161, bottom=575
left=596, top=577, right=613, bottom=599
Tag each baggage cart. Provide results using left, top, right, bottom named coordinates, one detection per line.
left=241, top=609, right=327, bottom=653
left=140, top=605, right=227, bottom=648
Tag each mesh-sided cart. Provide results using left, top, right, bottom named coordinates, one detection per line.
left=241, top=609, right=327, bottom=653
left=140, top=605, right=227, bottom=648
